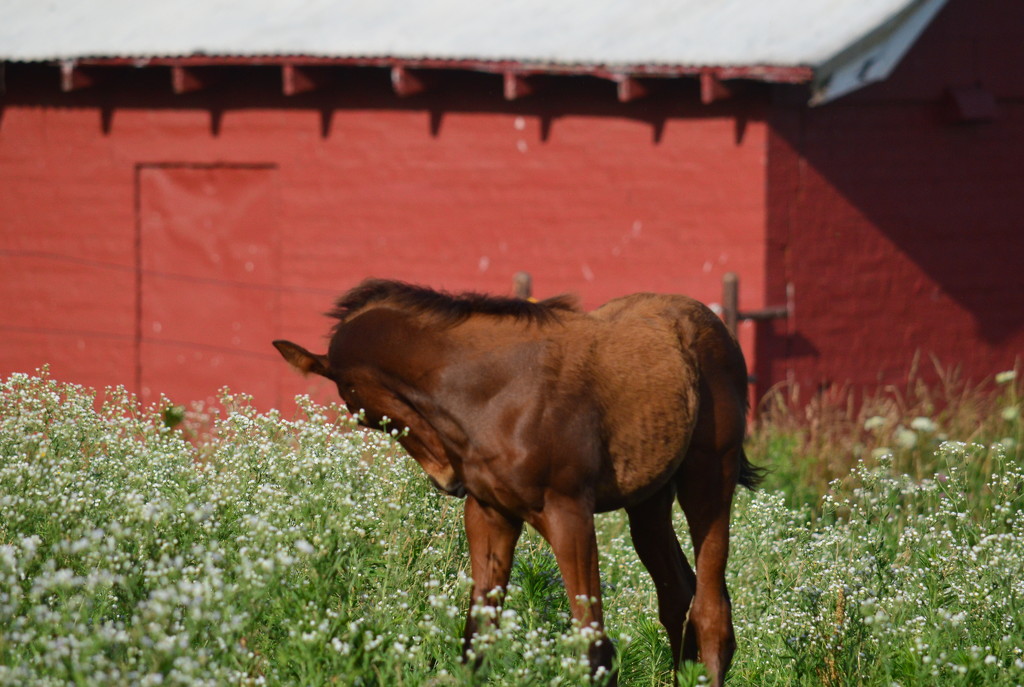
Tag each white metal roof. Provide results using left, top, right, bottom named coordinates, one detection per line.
left=0, top=0, right=949, bottom=103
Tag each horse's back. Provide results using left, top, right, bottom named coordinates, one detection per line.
left=592, top=291, right=746, bottom=407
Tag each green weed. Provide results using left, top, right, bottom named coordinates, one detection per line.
left=1, top=369, right=1022, bottom=685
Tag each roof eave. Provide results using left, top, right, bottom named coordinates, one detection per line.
left=55, top=54, right=814, bottom=84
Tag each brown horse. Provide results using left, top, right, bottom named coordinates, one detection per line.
left=273, top=279, right=761, bottom=686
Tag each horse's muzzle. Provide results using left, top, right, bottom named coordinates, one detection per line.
left=430, top=477, right=467, bottom=499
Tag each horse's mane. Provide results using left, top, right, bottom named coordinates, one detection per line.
left=328, top=279, right=580, bottom=327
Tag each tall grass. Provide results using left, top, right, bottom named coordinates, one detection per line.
left=1, top=369, right=1022, bottom=685
left=749, top=359, right=1022, bottom=509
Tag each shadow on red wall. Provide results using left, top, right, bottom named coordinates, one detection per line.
left=760, top=0, right=1024, bottom=397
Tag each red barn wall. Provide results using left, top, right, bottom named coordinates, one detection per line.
left=1, top=71, right=769, bottom=410
left=760, top=0, right=1024, bottom=398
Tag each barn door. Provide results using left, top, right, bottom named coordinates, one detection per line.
left=136, top=163, right=280, bottom=408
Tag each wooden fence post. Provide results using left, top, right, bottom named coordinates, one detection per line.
left=513, top=271, right=533, bottom=300
left=722, top=272, right=739, bottom=334
left=722, top=271, right=790, bottom=335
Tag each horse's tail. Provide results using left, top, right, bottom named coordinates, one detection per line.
left=723, top=324, right=765, bottom=492
left=737, top=387, right=765, bottom=491
left=737, top=447, right=766, bottom=491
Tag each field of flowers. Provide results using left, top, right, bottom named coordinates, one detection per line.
left=1, top=369, right=1022, bottom=686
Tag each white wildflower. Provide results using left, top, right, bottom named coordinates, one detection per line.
left=894, top=426, right=918, bottom=449
left=864, top=416, right=887, bottom=432
left=995, top=370, right=1017, bottom=385
left=910, top=416, right=938, bottom=433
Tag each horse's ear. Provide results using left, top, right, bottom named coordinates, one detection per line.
left=273, top=340, right=331, bottom=379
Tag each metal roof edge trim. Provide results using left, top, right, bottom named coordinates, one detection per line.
left=15, top=55, right=815, bottom=85
left=809, top=0, right=949, bottom=104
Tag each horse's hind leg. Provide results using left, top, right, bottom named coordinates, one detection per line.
left=626, top=485, right=698, bottom=670
left=676, top=445, right=741, bottom=687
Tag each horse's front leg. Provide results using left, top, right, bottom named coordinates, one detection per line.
left=533, top=497, right=616, bottom=684
left=462, top=494, right=523, bottom=663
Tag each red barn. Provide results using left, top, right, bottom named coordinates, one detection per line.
left=1, top=0, right=1021, bottom=410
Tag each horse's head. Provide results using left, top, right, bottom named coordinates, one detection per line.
left=274, top=279, right=579, bottom=499
left=272, top=333, right=464, bottom=497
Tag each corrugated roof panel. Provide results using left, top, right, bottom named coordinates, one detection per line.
left=1, top=0, right=942, bottom=69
